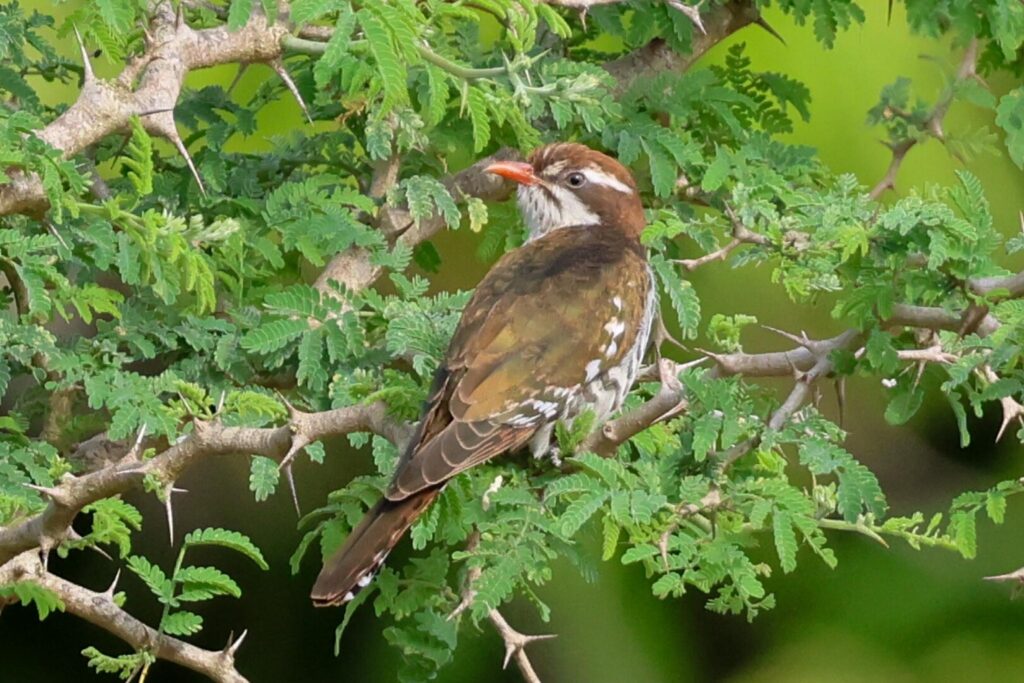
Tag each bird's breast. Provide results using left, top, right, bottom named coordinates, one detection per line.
left=570, top=265, right=658, bottom=423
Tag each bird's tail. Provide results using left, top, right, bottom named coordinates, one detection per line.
left=311, top=487, right=441, bottom=607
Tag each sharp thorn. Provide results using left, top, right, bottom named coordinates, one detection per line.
left=502, top=644, right=516, bottom=669
left=131, top=423, right=148, bottom=455
left=24, top=483, right=69, bottom=506
left=762, top=325, right=813, bottom=349
left=225, top=629, right=248, bottom=658
left=227, top=63, right=249, bottom=96
left=278, top=434, right=309, bottom=473
left=216, top=389, right=227, bottom=416
left=136, top=107, right=176, bottom=117
left=104, top=570, right=122, bottom=598
left=753, top=16, right=786, bottom=46
left=284, top=463, right=301, bottom=516
left=45, top=220, right=70, bottom=251
left=169, top=132, right=206, bottom=196
left=164, top=487, right=177, bottom=545
left=984, top=568, right=1024, bottom=583
left=996, top=418, right=1011, bottom=444
left=73, top=25, right=95, bottom=82
left=666, top=1, right=707, bottom=35
left=270, top=59, right=312, bottom=124
left=177, top=391, right=195, bottom=417
left=74, top=524, right=113, bottom=560
left=276, top=390, right=302, bottom=420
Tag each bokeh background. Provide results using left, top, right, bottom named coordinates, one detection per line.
left=4, top=2, right=1024, bottom=681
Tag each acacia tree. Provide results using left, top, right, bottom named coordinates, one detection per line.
left=1, top=0, right=1023, bottom=680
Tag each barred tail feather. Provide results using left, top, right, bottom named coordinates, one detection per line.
left=311, top=488, right=441, bottom=607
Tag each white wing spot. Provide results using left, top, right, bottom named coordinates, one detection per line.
left=612, top=296, right=623, bottom=310
left=585, top=359, right=602, bottom=382
left=604, top=319, right=626, bottom=338
left=605, top=341, right=618, bottom=358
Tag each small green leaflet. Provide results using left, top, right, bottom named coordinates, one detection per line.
left=183, top=528, right=269, bottom=570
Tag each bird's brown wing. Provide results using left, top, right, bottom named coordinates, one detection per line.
left=386, top=226, right=650, bottom=500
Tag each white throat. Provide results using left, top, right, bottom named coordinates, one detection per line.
left=516, top=165, right=634, bottom=242
left=517, top=184, right=598, bottom=241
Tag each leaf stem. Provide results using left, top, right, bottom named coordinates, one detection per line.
left=280, top=34, right=507, bottom=80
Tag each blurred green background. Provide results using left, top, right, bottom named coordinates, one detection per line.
left=5, top=2, right=1024, bottom=682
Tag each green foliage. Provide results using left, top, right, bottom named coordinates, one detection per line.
left=4, top=1, right=1024, bottom=680
left=0, top=581, right=64, bottom=619
left=996, top=87, right=1024, bottom=168
left=81, top=648, right=155, bottom=682
left=66, top=526, right=268, bottom=679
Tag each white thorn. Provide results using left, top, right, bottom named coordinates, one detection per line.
left=665, top=0, right=707, bottom=34
left=169, top=132, right=206, bottom=195
left=283, top=463, right=301, bottom=516
left=46, top=220, right=70, bottom=251
left=73, top=25, right=95, bottom=82
left=145, top=111, right=206, bottom=195
left=164, top=485, right=184, bottom=545
left=130, top=423, right=148, bottom=457
left=103, top=570, right=122, bottom=599
left=215, top=389, right=227, bottom=416
left=270, top=59, right=312, bottom=124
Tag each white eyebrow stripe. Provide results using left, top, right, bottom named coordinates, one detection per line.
left=582, top=167, right=633, bottom=194
left=544, top=160, right=568, bottom=175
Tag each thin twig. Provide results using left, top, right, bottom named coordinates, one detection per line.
left=869, top=38, right=979, bottom=200
left=0, top=552, right=249, bottom=683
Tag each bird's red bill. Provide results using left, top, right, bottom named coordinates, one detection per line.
left=484, top=161, right=538, bottom=185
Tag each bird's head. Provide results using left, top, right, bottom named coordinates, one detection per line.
left=485, top=143, right=645, bottom=241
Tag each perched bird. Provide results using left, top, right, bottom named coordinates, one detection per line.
left=311, top=142, right=656, bottom=606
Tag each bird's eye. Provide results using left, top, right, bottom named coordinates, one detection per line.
left=566, top=172, right=586, bottom=188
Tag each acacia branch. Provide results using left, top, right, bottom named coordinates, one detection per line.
left=0, top=1, right=293, bottom=216
left=580, top=358, right=689, bottom=456
left=450, top=530, right=554, bottom=682
left=968, top=269, right=1024, bottom=301
left=674, top=204, right=770, bottom=271
left=0, top=401, right=408, bottom=566
left=869, top=38, right=979, bottom=200
left=0, top=551, right=249, bottom=683
left=604, top=1, right=760, bottom=94
left=313, top=149, right=520, bottom=294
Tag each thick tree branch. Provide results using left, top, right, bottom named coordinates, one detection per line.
left=0, top=552, right=249, bottom=683
left=0, top=401, right=408, bottom=565
left=0, top=2, right=291, bottom=216
left=604, top=0, right=760, bottom=94
left=488, top=609, right=555, bottom=683
left=709, top=333, right=853, bottom=473
left=969, top=269, right=1024, bottom=301
left=580, top=358, right=689, bottom=455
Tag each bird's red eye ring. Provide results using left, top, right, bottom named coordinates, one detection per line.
left=566, top=172, right=586, bottom=188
